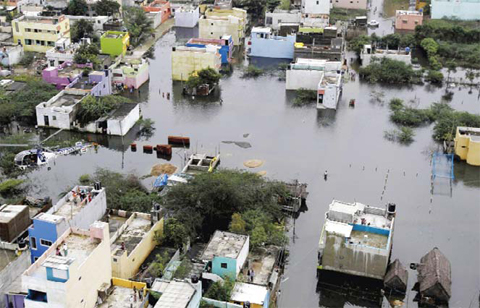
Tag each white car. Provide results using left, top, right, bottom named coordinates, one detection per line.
left=368, top=20, right=380, bottom=27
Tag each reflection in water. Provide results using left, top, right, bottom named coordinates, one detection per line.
left=454, top=162, right=480, bottom=188
left=248, top=56, right=291, bottom=70
left=317, top=271, right=384, bottom=308
left=316, top=109, right=337, bottom=127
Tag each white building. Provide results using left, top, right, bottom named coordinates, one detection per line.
left=265, top=9, right=301, bottom=30
left=45, top=41, right=79, bottom=67
left=317, top=72, right=342, bottom=110
left=174, top=5, right=200, bottom=28
left=286, top=58, right=342, bottom=90
left=36, top=91, right=85, bottom=129
left=152, top=279, right=202, bottom=308
left=360, top=44, right=412, bottom=66
left=302, top=0, right=330, bottom=27
left=332, top=0, right=368, bottom=10
left=22, top=222, right=112, bottom=308
left=66, top=15, right=109, bottom=32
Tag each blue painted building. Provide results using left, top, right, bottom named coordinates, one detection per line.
left=247, top=27, right=296, bottom=59
left=28, top=185, right=107, bottom=263
left=186, top=35, right=234, bottom=64
left=201, top=230, right=249, bottom=279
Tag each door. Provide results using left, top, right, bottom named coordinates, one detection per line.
left=44, top=115, right=49, bottom=126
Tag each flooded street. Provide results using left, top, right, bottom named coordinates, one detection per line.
left=26, top=29, right=479, bottom=307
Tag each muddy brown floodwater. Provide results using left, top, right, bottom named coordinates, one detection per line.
left=25, top=29, right=479, bottom=307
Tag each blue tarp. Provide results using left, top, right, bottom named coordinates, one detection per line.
left=153, top=174, right=169, bottom=188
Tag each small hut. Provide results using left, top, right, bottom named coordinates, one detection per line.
left=415, top=247, right=452, bottom=304
left=384, top=259, right=408, bottom=294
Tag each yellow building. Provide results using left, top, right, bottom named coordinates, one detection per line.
left=171, top=45, right=222, bottom=81
left=12, top=15, right=71, bottom=53
left=199, top=7, right=247, bottom=46
left=454, top=127, right=480, bottom=166
left=110, top=212, right=164, bottom=279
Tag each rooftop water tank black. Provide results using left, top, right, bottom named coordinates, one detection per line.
left=387, top=203, right=396, bottom=214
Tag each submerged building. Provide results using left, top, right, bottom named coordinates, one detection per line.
left=318, top=200, right=396, bottom=280
left=171, top=45, right=222, bottom=81
left=360, top=44, right=412, bottom=66
left=247, top=27, right=295, bottom=59
left=454, top=127, right=480, bottom=166
left=317, top=71, right=342, bottom=110
left=286, top=58, right=342, bottom=90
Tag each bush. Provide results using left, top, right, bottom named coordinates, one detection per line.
left=349, top=35, right=371, bottom=55
left=18, top=52, right=36, bottom=67
left=242, top=66, right=264, bottom=78
left=359, top=58, right=421, bottom=84
left=186, top=68, right=221, bottom=89
left=204, top=277, right=234, bottom=301
left=78, top=174, right=91, bottom=185
left=76, top=95, right=132, bottom=124
left=426, top=70, right=444, bottom=84
left=0, top=179, right=25, bottom=196
left=294, top=88, right=317, bottom=106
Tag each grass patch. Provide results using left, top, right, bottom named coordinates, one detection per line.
left=383, top=0, right=409, bottom=17
left=330, top=8, right=367, bottom=23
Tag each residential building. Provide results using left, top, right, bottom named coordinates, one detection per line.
left=35, top=91, right=85, bottom=129
left=247, top=27, right=296, bottom=59
left=143, top=0, right=171, bottom=25
left=316, top=71, right=342, bottom=110
left=22, top=222, right=112, bottom=308
left=230, top=283, right=269, bottom=308
left=12, top=15, right=71, bottom=53
left=332, top=0, right=367, bottom=10
left=199, top=8, right=247, bottom=46
left=0, top=205, right=31, bottom=242
left=45, top=42, right=78, bottom=67
left=111, top=58, right=149, bottom=89
left=81, top=103, right=141, bottom=136
left=110, top=212, right=163, bottom=279
left=100, top=31, right=129, bottom=57
left=42, top=61, right=84, bottom=89
left=286, top=58, right=342, bottom=90
left=65, top=15, right=109, bottom=32
left=214, top=0, right=232, bottom=10
left=171, top=45, right=222, bottom=81
left=301, top=0, right=330, bottom=27
left=395, top=10, right=423, bottom=31
left=431, top=0, right=480, bottom=20
left=97, top=278, right=147, bottom=308
left=265, top=9, right=301, bottom=30
left=186, top=36, right=233, bottom=64
left=454, top=127, right=480, bottom=166
left=318, top=200, right=396, bottom=280
left=27, top=185, right=107, bottom=263
left=0, top=79, right=27, bottom=95
left=65, top=70, right=113, bottom=97
left=414, top=248, right=451, bottom=304
left=0, top=43, right=24, bottom=67
left=174, top=6, right=200, bottom=28
left=151, top=278, right=202, bottom=308
left=294, top=27, right=344, bottom=61
left=201, top=231, right=249, bottom=279
left=1, top=249, right=31, bottom=308
left=360, top=44, right=412, bottom=66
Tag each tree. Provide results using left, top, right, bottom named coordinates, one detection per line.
left=204, top=277, right=234, bottom=301
left=71, top=19, right=94, bottom=43
left=266, top=0, right=280, bottom=12
left=186, top=68, right=222, bottom=89
left=420, top=38, right=438, bottom=57
left=426, top=70, right=444, bottom=84
left=349, top=35, right=371, bottom=55
left=94, top=0, right=120, bottom=16
left=229, top=213, right=246, bottom=234
left=123, top=6, right=153, bottom=47
left=445, top=60, right=456, bottom=81
left=161, top=218, right=190, bottom=249
left=66, top=0, right=88, bottom=16
left=76, top=95, right=131, bottom=124
left=74, top=43, right=100, bottom=66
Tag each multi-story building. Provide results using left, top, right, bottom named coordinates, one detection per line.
left=22, top=222, right=112, bottom=308
left=247, top=27, right=296, bottom=59
left=65, top=70, right=113, bottom=97
left=395, top=10, right=423, bottom=31
left=171, top=45, right=222, bottom=81
left=186, top=36, right=233, bottom=64
left=27, top=185, right=107, bottom=263
left=143, top=0, right=171, bottom=24
left=174, top=5, right=200, bottom=28
left=12, top=15, right=71, bottom=53
left=454, top=127, right=480, bottom=166
left=431, top=0, right=480, bottom=20
left=100, top=31, right=130, bottom=57
left=332, top=0, right=368, bottom=10
left=301, top=0, right=330, bottom=27
left=286, top=58, right=342, bottom=90
left=111, top=58, right=149, bottom=89
left=109, top=212, right=164, bottom=279
left=42, top=61, right=84, bottom=89
left=199, top=8, right=247, bottom=46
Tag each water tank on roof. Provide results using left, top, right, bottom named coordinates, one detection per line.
left=94, top=181, right=102, bottom=190
left=387, top=203, right=396, bottom=217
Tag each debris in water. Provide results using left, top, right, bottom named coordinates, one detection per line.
left=243, top=133, right=250, bottom=138
left=257, top=171, right=267, bottom=176
left=244, top=159, right=264, bottom=168
left=222, top=141, right=252, bottom=149
left=151, top=163, right=177, bottom=176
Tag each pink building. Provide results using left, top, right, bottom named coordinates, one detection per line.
left=395, top=10, right=423, bottom=31
left=143, top=0, right=171, bottom=24
left=42, top=62, right=92, bottom=89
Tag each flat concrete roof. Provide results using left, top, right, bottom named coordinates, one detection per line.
left=201, top=230, right=248, bottom=261
left=154, top=280, right=196, bottom=308
left=48, top=93, right=84, bottom=108
left=98, top=285, right=138, bottom=307
left=0, top=205, right=28, bottom=223
left=231, top=282, right=267, bottom=305
left=113, top=214, right=152, bottom=255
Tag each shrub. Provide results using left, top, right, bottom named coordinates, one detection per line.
left=294, top=88, right=317, bottom=106
left=0, top=179, right=25, bottom=196
left=360, top=58, right=421, bottom=84
left=426, top=70, right=444, bottom=84
left=18, top=52, right=36, bottom=67
left=242, top=66, right=264, bottom=78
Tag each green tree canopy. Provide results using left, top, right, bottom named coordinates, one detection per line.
left=71, top=19, right=94, bottom=43
left=66, top=0, right=88, bottom=16
left=74, top=43, right=100, bottom=66
left=123, top=6, right=153, bottom=47
left=94, top=0, right=120, bottom=16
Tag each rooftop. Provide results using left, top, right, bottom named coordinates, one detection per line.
left=98, top=285, right=139, bottom=308
left=102, top=31, right=128, bottom=39
left=113, top=213, right=152, bottom=255
left=154, top=280, right=197, bottom=308
left=69, top=77, right=96, bottom=90
left=16, top=14, right=65, bottom=24
left=201, top=230, right=248, bottom=261
left=109, top=103, right=138, bottom=119
left=230, top=282, right=268, bottom=305
left=458, top=127, right=480, bottom=141
left=252, top=27, right=272, bottom=33
left=396, top=10, right=423, bottom=16
left=45, top=93, right=84, bottom=108
left=0, top=205, right=28, bottom=224
left=0, top=249, right=18, bottom=272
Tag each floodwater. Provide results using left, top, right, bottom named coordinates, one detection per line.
left=24, top=28, right=479, bottom=307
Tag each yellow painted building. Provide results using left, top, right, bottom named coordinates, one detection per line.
left=454, top=127, right=480, bottom=166
left=110, top=212, right=164, bottom=279
left=199, top=8, right=247, bottom=46
left=12, top=15, right=71, bottom=53
left=171, top=45, right=222, bottom=81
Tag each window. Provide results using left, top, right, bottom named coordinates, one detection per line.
left=221, top=263, right=228, bottom=269
left=48, top=41, right=55, bottom=47
left=25, top=39, right=32, bottom=45
left=15, top=22, right=19, bottom=32
left=316, top=0, right=319, bottom=4
left=34, top=29, right=38, bottom=33
left=31, top=237, right=37, bottom=249
left=41, top=239, right=52, bottom=247
left=266, top=17, right=272, bottom=24
left=52, top=116, right=57, bottom=121
left=27, top=290, right=47, bottom=303
left=403, top=20, right=408, bottom=23
left=34, top=257, right=39, bottom=261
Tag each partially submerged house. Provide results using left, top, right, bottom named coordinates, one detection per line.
left=174, top=5, right=200, bottom=28
left=22, top=222, right=112, bottom=308
left=247, top=27, right=296, bottom=59
left=316, top=71, right=342, bottom=110
left=199, top=8, right=247, bottom=46
left=201, top=231, right=249, bottom=279
left=286, top=58, right=342, bottom=90
left=85, top=103, right=140, bottom=136
left=111, top=58, right=150, bottom=89
left=384, top=259, right=408, bottom=294
left=35, top=91, right=85, bottom=129
left=317, top=200, right=396, bottom=280
left=27, top=185, right=107, bottom=263
left=414, top=247, right=451, bottom=304
left=110, top=212, right=163, bottom=279
left=186, top=36, right=233, bottom=64
left=360, top=44, right=412, bottom=66
left=454, top=126, right=480, bottom=166
left=171, top=45, right=222, bottom=81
